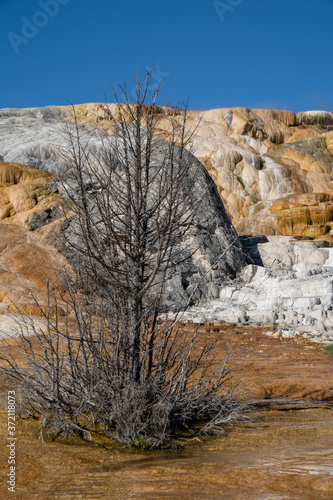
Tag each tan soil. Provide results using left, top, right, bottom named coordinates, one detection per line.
left=0, top=326, right=332, bottom=500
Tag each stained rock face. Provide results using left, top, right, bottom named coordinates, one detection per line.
left=270, top=193, right=333, bottom=239
left=0, top=223, right=67, bottom=307
left=0, top=161, right=61, bottom=230
left=152, top=107, right=333, bottom=240
left=186, top=112, right=333, bottom=239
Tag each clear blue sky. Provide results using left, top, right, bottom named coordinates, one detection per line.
left=1, top=0, right=332, bottom=111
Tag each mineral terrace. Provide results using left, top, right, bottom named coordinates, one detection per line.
left=0, top=104, right=333, bottom=341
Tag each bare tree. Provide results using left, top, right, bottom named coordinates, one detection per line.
left=0, top=69, right=249, bottom=448
left=0, top=286, right=248, bottom=448
left=61, top=81, right=197, bottom=381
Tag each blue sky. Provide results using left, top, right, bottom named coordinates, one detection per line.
left=1, top=0, right=332, bottom=111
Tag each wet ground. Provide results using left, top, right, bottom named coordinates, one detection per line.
left=1, top=326, right=332, bottom=499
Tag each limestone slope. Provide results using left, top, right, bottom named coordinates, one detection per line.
left=0, top=161, right=61, bottom=229
left=1, top=104, right=332, bottom=239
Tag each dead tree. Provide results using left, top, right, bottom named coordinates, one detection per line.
left=0, top=69, right=249, bottom=448
left=59, top=70, right=208, bottom=383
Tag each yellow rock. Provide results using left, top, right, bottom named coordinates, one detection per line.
left=0, top=161, right=61, bottom=229
left=270, top=193, right=333, bottom=238
left=324, top=131, right=333, bottom=155
left=287, top=126, right=321, bottom=143
left=0, top=161, right=51, bottom=187
left=0, top=223, right=67, bottom=304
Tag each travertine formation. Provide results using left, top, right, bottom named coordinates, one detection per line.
left=0, top=223, right=67, bottom=309
left=0, top=104, right=333, bottom=339
left=186, top=109, right=333, bottom=239
left=0, top=161, right=60, bottom=230
left=181, top=237, right=333, bottom=342
left=1, top=104, right=333, bottom=239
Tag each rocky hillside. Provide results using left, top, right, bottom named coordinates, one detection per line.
left=1, top=104, right=333, bottom=337
left=0, top=105, right=248, bottom=311
left=1, top=105, right=333, bottom=241
left=171, top=107, right=333, bottom=240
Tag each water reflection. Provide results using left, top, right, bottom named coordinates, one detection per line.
left=81, top=410, right=333, bottom=500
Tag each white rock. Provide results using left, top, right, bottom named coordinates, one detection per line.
left=182, top=237, right=333, bottom=342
